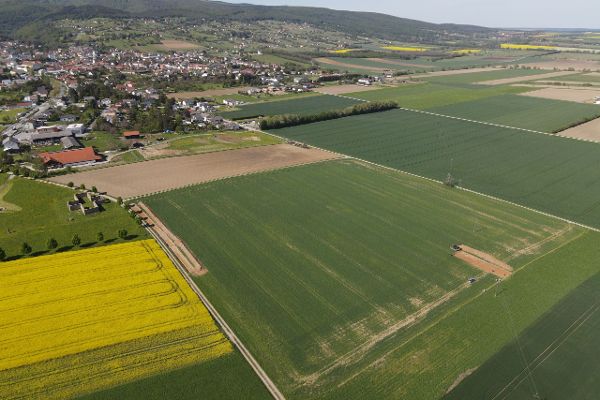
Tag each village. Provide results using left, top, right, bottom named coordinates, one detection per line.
left=0, top=40, right=380, bottom=173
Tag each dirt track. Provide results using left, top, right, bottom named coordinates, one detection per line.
left=520, top=87, right=600, bottom=103
left=520, top=60, right=600, bottom=71
left=315, top=84, right=384, bottom=95
left=476, top=71, right=577, bottom=86
left=167, top=87, right=252, bottom=100
left=560, top=117, right=600, bottom=142
left=50, top=144, right=339, bottom=198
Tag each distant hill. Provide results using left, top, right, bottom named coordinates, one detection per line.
left=0, top=0, right=492, bottom=44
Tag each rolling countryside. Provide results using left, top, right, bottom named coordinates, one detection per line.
left=144, top=160, right=595, bottom=399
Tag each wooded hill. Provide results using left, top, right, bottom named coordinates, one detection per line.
left=0, top=0, right=492, bottom=45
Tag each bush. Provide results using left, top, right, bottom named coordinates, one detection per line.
left=71, top=234, right=81, bottom=247
left=118, top=229, right=128, bottom=239
left=21, top=242, right=32, bottom=255
left=0, top=247, right=5, bottom=261
left=97, top=232, right=104, bottom=242
left=67, top=182, right=74, bottom=187
left=47, top=238, right=58, bottom=250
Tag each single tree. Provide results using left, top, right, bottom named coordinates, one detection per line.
left=67, top=182, right=74, bottom=188
left=79, top=184, right=86, bottom=190
left=21, top=242, right=32, bottom=255
left=0, top=247, right=5, bottom=261
left=97, top=232, right=104, bottom=242
left=47, top=238, right=58, bottom=250
left=118, top=229, right=128, bottom=240
left=72, top=234, right=81, bottom=247
left=91, top=186, right=98, bottom=193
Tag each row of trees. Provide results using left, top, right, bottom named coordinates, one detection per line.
left=259, top=101, right=398, bottom=130
left=0, top=230, right=129, bottom=261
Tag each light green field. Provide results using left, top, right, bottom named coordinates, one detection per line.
left=219, top=94, right=361, bottom=120
left=0, top=175, right=147, bottom=258
left=162, top=131, right=281, bottom=155
left=348, top=82, right=529, bottom=109
left=145, top=160, right=592, bottom=399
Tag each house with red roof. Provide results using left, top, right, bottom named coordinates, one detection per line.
left=38, top=147, right=102, bottom=169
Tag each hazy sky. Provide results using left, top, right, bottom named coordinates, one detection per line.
left=225, top=0, right=599, bottom=28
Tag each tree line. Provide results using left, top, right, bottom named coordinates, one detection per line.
left=259, top=101, right=398, bottom=130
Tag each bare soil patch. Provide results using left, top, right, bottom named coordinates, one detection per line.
left=167, top=87, right=252, bottom=100
left=476, top=71, right=577, bottom=86
left=134, top=202, right=206, bottom=276
left=520, top=87, right=600, bottom=103
left=560, top=117, right=600, bottom=142
left=520, top=60, right=600, bottom=71
left=453, top=245, right=512, bottom=278
left=315, top=84, right=384, bottom=95
left=49, top=144, right=339, bottom=198
left=410, top=67, right=497, bottom=79
left=158, top=40, right=201, bottom=50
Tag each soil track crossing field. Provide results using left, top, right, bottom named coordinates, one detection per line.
left=49, top=144, right=339, bottom=199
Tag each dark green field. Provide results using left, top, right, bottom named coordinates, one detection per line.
left=78, top=352, right=270, bottom=400
left=445, top=271, right=600, bottom=400
left=344, top=68, right=600, bottom=132
left=144, top=160, right=593, bottom=399
left=270, top=109, right=600, bottom=229
left=429, top=94, right=600, bottom=132
left=219, top=94, right=361, bottom=120
left=0, top=175, right=147, bottom=258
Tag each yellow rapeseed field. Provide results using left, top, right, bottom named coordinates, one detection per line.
left=382, top=46, right=427, bottom=52
left=329, top=49, right=357, bottom=54
left=451, top=49, right=482, bottom=54
left=0, top=239, right=232, bottom=399
left=501, top=43, right=557, bottom=50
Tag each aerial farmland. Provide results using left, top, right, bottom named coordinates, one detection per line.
left=3, top=2, right=600, bottom=400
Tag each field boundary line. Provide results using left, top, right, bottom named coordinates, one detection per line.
left=251, top=126, right=600, bottom=234
left=323, top=92, right=600, bottom=144
left=128, top=156, right=342, bottom=202
left=143, top=217, right=286, bottom=400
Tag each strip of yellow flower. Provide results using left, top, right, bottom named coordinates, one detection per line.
left=0, top=239, right=232, bottom=400
left=329, top=49, right=358, bottom=54
left=501, top=43, right=557, bottom=50
left=451, top=49, right=481, bottom=54
left=382, top=46, right=427, bottom=52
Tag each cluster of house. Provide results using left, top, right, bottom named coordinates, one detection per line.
left=67, top=191, right=109, bottom=216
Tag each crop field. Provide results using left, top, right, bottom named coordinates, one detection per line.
left=270, top=109, right=600, bottom=229
left=445, top=271, right=600, bottom=400
left=429, top=94, right=600, bottom=132
left=143, top=160, right=596, bottom=399
left=0, top=175, right=147, bottom=258
left=51, top=144, right=338, bottom=198
left=346, top=81, right=530, bottom=110
left=0, top=240, right=233, bottom=400
left=81, top=352, right=271, bottom=400
left=419, top=68, right=549, bottom=85
left=219, top=94, right=361, bottom=120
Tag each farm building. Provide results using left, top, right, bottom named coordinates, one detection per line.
left=61, top=136, right=81, bottom=149
left=38, top=147, right=102, bottom=168
left=123, top=130, right=141, bottom=139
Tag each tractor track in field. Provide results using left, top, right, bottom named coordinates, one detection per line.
left=143, top=206, right=286, bottom=400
